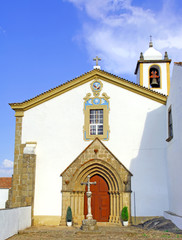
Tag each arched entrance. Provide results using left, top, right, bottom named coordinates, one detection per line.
left=84, top=174, right=110, bottom=222
left=60, top=138, right=132, bottom=225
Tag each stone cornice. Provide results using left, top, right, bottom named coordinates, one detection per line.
left=135, top=59, right=171, bottom=74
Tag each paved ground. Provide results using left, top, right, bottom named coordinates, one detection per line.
left=8, top=224, right=182, bottom=240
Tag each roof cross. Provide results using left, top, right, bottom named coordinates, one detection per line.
left=93, top=56, right=101, bottom=66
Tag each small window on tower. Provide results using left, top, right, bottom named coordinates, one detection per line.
left=166, top=106, right=173, bottom=142
left=149, top=65, right=160, bottom=88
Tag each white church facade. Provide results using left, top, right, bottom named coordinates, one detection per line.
left=7, top=41, right=182, bottom=227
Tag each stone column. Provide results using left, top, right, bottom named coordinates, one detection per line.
left=60, top=191, right=71, bottom=226
left=109, top=191, right=113, bottom=222
left=8, top=115, right=37, bottom=218
left=70, top=192, right=75, bottom=217
left=8, top=116, right=23, bottom=208
left=80, top=192, right=84, bottom=216
left=113, top=193, right=117, bottom=222
left=116, top=192, right=120, bottom=222
left=120, top=192, right=123, bottom=212
left=75, top=192, right=78, bottom=215
left=76, top=191, right=85, bottom=225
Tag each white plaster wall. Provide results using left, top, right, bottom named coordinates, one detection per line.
left=0, top=189, right=9, bottom=209
left=22, top=79, right=168, bottom=218
left=0, top=206, right=31, bottom=240
left=103, top=81, right=168, bottom=217
left=166, top=64, right=182, bottom=216
left=143, top=62, right=168, bottom=95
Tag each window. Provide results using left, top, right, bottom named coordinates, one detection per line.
left=166, top=106, right=173, bottom=142
left=90, top=109, right=103, bottom=135
left=83, top=80, right=110, bottom=141
left=149, top=65, right=161, bottom=88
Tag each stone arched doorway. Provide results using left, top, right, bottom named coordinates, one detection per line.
left=84, top=174, right=110, bottom=222
left=60, top=138, right=132, bottom=225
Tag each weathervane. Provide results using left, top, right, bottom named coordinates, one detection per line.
left=149, top=35, right=153, bottom=47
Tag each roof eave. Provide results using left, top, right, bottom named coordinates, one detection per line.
left=9, top=69, right=167, bottom=116
left=134, top=59, right=172, bottom=75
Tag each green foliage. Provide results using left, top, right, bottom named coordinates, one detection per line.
left=121, top=206, right=128, bottom=221
left=66, top=206, right=72, bottom=222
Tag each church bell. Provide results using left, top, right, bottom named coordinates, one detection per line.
left=150, top=77, right=159, bottom=87
left=150, top=70, right=160, bottom=88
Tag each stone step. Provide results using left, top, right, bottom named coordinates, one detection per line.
left=97, top=222, right=121, bottom=226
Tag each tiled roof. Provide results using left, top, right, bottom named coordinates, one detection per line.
left=0, top=177, right=12, bottom=189
left=174, top=62, right=182, bottom=66
left=9, top=69, right=167, bottom=111
left=9, top=69, right=96, bottom=105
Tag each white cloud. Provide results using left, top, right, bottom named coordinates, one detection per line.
left=66, top=0, right=182, bottom=77
left=0, top=159, right=13, bottom=177
left=2, top=159, right=13, bottom=168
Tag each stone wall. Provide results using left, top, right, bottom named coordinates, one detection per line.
left=7, top=117, right=36, bottom=223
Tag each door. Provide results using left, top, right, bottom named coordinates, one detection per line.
left=84, top=174, right=110, bottom=222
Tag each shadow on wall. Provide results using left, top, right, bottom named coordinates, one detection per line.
left=129, top=105, right=169, bottom=219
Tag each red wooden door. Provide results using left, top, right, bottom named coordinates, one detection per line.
left=84, top=175, right=110, bottom=222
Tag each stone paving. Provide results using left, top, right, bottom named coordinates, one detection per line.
left=8, top=224, right=182, bottom=240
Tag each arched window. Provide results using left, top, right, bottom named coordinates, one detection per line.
left=149, top=65, right=160, bottom=88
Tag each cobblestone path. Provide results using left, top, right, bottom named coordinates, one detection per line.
left=8, top=225, right=182, bottom=240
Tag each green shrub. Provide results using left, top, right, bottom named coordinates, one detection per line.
left=121, top=206, right=128, bottom=221
left=66, top=206, right=72, bottom=222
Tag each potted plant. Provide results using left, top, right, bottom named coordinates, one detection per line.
left=121, top=206, right=129, bottom=226
left=66, top=206, right=72, bottom=226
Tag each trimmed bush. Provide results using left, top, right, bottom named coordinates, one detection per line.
left=121, top=206, right=128, bottom=221
left=66, top=206, right=72, bottom=222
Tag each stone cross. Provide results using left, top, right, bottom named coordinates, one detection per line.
left=81, top=175, right=96, bottom=219
left=93, top=56, right=101, bottom=66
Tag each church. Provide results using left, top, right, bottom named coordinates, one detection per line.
left=7, top=40, right=182, bottom=228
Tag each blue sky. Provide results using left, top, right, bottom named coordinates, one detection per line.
left=0, top=0, right=182, bottom=176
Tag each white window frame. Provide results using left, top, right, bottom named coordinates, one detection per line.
left=90, top=109, right=103, bottom=135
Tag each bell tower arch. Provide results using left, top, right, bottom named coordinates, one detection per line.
left=135, top=38, right=171, bottom=95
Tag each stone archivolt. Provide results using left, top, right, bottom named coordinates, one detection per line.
left=60, top=138, right=132, bottom=225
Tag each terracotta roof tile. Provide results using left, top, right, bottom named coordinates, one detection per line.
left=9, top=69, right=166, bottom=106
left=174, top=62, right=182, bottom=66
left=0, top=177, right=12, bottom=189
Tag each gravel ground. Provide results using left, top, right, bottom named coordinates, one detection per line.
left=7, top=225, right=182, bottom=240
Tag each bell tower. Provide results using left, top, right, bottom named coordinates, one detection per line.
left=135, top=38, right=171, bottom=95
